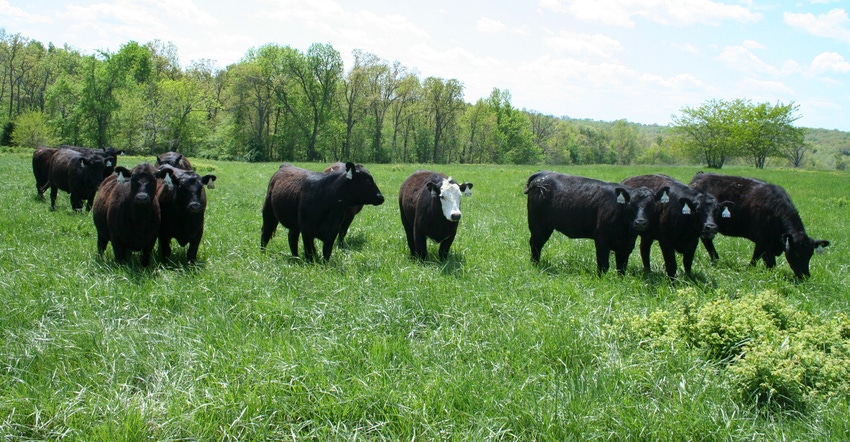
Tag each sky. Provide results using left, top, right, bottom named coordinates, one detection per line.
left=2, top=0, right=849, bottom=131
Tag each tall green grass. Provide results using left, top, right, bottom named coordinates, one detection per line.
left=1, top=151, right=849, bottom=439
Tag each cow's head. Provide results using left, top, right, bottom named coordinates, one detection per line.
left=116, top=163, right=173, bottom=208
left=344, top=162, right=385, bottom=206
left=80, top=155, right=107, bottom=189
left=167, top=168, right=216, bottom=214
left=677, top=193, right=735, bottom=240
left=619, top=186, right=668, bottom=233
left=427, top=178, right=473, bottom=222
left=783, top=233, right=830, bottom=279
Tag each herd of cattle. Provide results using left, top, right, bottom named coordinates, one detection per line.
left=31, top=146, right=830, bottom=279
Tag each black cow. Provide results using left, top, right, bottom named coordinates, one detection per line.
left=261, top=162, right=385, bottom=261
left=155, top=151, right=193, bottom=170
left=324, top=161, right=362, bottom=248
left=33, top=145, right=121, bottom=198
left=45, top=148, right=107, bottom=211
left=524, top=171, right=668, bottom=274
left=92, top=163, right=174, bottom=266
left=156, top=165, right=216, bottom=263
left=621, top=174, right=734, bottom=278
left=689, top=172, right=829, bottom=278
left=398, top=170, right=473, bottom=260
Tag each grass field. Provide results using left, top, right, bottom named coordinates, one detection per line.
left=1, top=150, right=849, bottom=440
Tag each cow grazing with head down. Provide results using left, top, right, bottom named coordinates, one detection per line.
left=33, top=145, right=121, bottom=199
left=155, top=151, right=193, bottom=170
left=621, top=174, right=734, bottom=278
left=261, top=162, right=385, bottom=262
left=323, top=161, right=362, bottom=248
left=92, top=163, right=174, bottom=266
left=45, top=148, right=107, bottom=211
left=524, top=171, right=668, bottom=274
left=156, top=165, right=216, bottom=263
left=689, top=172, right=829, bottom=279
left=398, top=170, right=473, bottom=261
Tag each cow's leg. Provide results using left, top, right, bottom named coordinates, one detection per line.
left=337, top=211, right=355, bottom=248
left=49, top=186, right=58, bottom=211
left=85, top=198, right=93, bottom=212
left=438, top=234, right=455, bottom=261
left=186, top=239, right=200, bottom=263
left=287, top=229, right=300, bottom=257
left=302, top=234, right=317, bottom=262
left=112, top=242, right=128, bottom=263
left=659, top=243, right=678, bottom=278
left=762, top=250, right=777, bottom=268
left=639, top=237, right=653, bottom=272
left=160, top=236, right=173, bottom=260
left=594, top=239, right=611, bottom=274
left=701, top=237, right=719, bottom=262
left=750, top=244, right=767, bottom=267
left=321, top=239, right=334, bottom=262
left=97, top=235, right=109, bottom=256
left=141, top=246, right=153, bottom=267
left=260, top=207, right=278, bottom=251
left=529, top=227, right=554, bottom=263
left=70, top=193, right=83, bottom=211
left=413, top=231, right=428, bottom=260
left=681, top=239, right=699, bottom=276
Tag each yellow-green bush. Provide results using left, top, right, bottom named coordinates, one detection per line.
left=621, top=289, right=850, bottom=411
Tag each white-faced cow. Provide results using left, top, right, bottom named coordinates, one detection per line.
left=156, top=165, right=216, bottom=263
left=689, top=172, right=829, bottom=278
left=45, top=148, right=108, bottom=211
left=524, top=171, right=668, bottom=274
left=621, top=174, right=734, bottom=278
left=323, top=161, right=362, bottom=248
left=92, top=163, right=174, bottom=266
left=261, top=162, right=385, bottom=262
left=398, top=170, right=473, bottom=261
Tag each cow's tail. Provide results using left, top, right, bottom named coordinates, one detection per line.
left=523, top=171, right=552, bottom=197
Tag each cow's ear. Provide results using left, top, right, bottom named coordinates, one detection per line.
left=657, top=187, right=671, bottom=203
left=114, top=166, right=131, bottom=184
left=460, top=182, right=473, bottom=196
left=427, top=182, right=440, bottom=197
left=678, top=197, right=693, bottom=215
left=345, top=162, right=356, bottom=179
left=202, top=175, right=217, bottom=189
left=814, top=239, right=830, bottom=254
left=156, top=168, right=175, bottom=190
left=615, top=188, right=629, bottom=204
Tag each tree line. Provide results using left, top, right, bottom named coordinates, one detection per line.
left=0, top=29, right=817, bottom=168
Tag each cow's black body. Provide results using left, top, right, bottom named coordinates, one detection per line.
left=157, top=165, right=216, bottom=263
left=525, top=171, right=666, bottom=274
left=689, top=172, right=828, bottom=278
left=93, top=163, right=173, bottom=266
left=261, top=162, right=385, bottom=261
left=622, top=174, right=733, bottom=278
left=45, top=148, right=107, bottom=211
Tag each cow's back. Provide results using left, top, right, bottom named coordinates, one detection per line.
left=527, top=173, right=619, bottom=238
left=265, top=164, right=311, bottom=229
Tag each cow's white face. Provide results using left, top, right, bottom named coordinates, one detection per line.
left=434, top=178, right=463, bottom=222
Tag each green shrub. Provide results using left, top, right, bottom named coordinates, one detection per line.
left=11, top=110, right=57, bottom=149
left=621, top=289, right=850, bottom=411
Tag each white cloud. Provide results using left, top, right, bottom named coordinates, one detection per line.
left=810, top=52, right=850, bottom=74
left=476, top=17, right=507, bottom=33
left=785, top=8, right=850, bottom=43
left=151, top=0, right=218, bottom=26
left=538, top=0, right=761, bottom=27
left=0, top=0, right=50, bottom=23
left=543, top=31, right=623, bottom=58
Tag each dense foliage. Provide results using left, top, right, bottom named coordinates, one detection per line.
left=2, top=30, right=845, bottom=167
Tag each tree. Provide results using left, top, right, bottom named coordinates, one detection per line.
left=739, top=101, right=805, bottom=169
left=422, top=77, right=464, bottom=163
left=11, top=110, right=55, bottom=148
left=670, top=99, right=742, bottom=169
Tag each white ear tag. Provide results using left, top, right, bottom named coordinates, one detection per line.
left=681, top=205, right=691, bottom=215
left=107, top=160, right=113, bottom=167
left=660, top=191, right=669, bottom=203
left=207, top=180, right=215, bottom=190
left=164, top=174, right=174, bottom=190
left=464, top=188, right=472, bottom=197
left=785, top=237, right=791, bottom=251
left=616, top=193, right=626, bottom=204
left=816, top=245, right=825, bottom=255
left=722, top=207, right=731, bottom=218
left=346, top=169, right=353, bottom=179
left=117, top=172, right=125, bottom=184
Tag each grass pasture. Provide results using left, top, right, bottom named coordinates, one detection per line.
left=1, top=151, right=849, bottom=440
